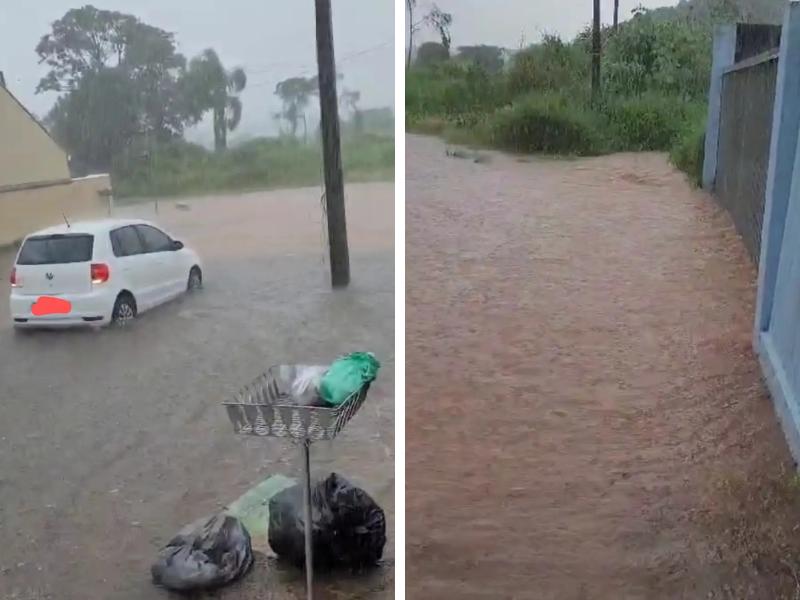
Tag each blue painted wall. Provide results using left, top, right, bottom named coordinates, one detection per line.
left=757, top=1, right=800, bottom=462
left=703, top=25, right=737, bottom=190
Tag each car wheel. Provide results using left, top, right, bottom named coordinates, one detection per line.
left=112, top=293, right=137, bottom=326
left=187, top=266, right=202, bottom=291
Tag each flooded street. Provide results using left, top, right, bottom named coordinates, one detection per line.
left=0, top=182, right=394, bottom=599
left=406, top=134, right=798, bottom=599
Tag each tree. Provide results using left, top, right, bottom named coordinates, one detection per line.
left=592, top=0, right=601, bottom=102
left=340, top=88, right=362, bottom=131
left=36, top=6, right=198, bottom=174
left=274, top=76, right=319, bottom=139
left=407, top=0, right=418, bottom=69
left=182, top=49, right=246, bottom=151
left=416, top=41, right=450, bottom=66
left=46, top=68, right=140, bottom=174
left=457, top=45, right=504, bottom=73
left=426, top=5, right=453, bottom=51
left=407, top=1, right=453, bottom=68
left=359, top=107, right=394, bottom=134
left=36, top=5, right=187, bottom=138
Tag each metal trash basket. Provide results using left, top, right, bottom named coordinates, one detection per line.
left=222, top=363, right=371, bottom=600
left=223, top=364, right=369, bottom=442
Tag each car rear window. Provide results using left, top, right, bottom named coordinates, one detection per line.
left=16, top=234, right=94, bottom=265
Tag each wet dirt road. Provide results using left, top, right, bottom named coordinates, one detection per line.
left=0, top=182, right=394, bottom=600
left=406, top=134, right=799, bottom=599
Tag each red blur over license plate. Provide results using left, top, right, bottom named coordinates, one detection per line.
left=31, top=296, right=72, bottom=316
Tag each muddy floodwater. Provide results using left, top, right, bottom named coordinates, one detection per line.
left=0, top=182, right=394, bottom=599
left=406, top=134, right=800, bottom=599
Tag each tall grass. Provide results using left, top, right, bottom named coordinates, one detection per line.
left=669, top=111, right=706, bottom=187
left=112, top=133, right=394, bottom=199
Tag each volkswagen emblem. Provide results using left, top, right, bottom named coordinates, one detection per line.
left=45, top=272, right=54, bottom=280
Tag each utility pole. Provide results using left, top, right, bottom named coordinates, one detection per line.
left=314, top=0, right=350, bottom=288
left=592, top=0, right=601, bottom=103
left=613, top=0, right=619, bottom=30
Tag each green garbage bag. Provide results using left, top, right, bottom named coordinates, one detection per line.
left=225, top=474, right=296, bottom=541
left=319, top=352, right=380, bottom=407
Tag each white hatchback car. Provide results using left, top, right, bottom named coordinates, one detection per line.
left=9, top=218, right=202, bottom=328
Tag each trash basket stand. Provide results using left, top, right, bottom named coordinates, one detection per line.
left=302, top=438, right=313, bottom=597
left=222, top=364, right=370, bottom=600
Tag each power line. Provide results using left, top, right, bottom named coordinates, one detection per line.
left=244, top=40, right=392, bottom=88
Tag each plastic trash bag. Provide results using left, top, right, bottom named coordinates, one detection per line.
left=289, top=365, right=328, bottom=407
left=268, top=472, right=386, bottom=570
left=226, top=474, right=296, bottom=544
left=318, top=352, right=380, bottom=407
left=151, top=513, right=254, bottom=591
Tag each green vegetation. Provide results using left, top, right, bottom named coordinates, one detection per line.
left=669, top=114, right=707, bottom=187
left=406, top=3, right=747, bottom=183
left=38, top=5, right=393, bottom=199
left=112, top=133, right=394, bottom=199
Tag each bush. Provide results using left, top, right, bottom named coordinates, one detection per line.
left=602, top=94, right=697, bottom=151
left=670, top=114, right=706, bottom=186
left=489, top=94, right=605, bottom=155
left=406, top=62, right=508, bottom=122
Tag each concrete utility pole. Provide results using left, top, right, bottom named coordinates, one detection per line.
left=314, top=0, right=350, bottom=288
left=592, top=0, right=602, bottom=103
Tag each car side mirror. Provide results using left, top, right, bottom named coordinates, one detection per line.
left=172, top=240, right=184, bottom=250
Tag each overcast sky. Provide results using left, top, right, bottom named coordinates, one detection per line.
left=0, top=0, right=394, bottom=146
left=411, top=0, right=681, bottom=48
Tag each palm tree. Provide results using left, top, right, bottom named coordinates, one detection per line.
left=274, top=76, right=319, bottom=140
left=184, top=49, right=246, bottom=151
left=340, top=88, right=362, bottom=132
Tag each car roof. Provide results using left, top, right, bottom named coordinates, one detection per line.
left=26, top=218, right=157, bottom=237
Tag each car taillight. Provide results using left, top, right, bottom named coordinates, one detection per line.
left=91, top=263, right=110, bottom=284
left=9, top=267, right=18, bottom=287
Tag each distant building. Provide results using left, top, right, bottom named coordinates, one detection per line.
left=0, top=73, right=112, bottom=246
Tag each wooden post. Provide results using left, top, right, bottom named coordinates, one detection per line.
left=314, top=0, right=350, bottom=288
left=592, top=0, right=601, bottom=102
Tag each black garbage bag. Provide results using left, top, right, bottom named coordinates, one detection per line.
left=151, top=513, right=254, bottom=591
left=268, top=472, right=386, bottom=571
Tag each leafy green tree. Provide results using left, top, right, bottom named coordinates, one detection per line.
left=274, top=76, right=319, bottom=138
left=182, top=49, right=247, bottom=151
left=35, top=5, right=188, bottom=138
left=457, top=45, right=505, bottom=73
left=340, top=88, right=363, bottom=132
left=416, top=42, right=450, bottom=66
left=45, top=68, right=140, bottom=173
left=37, top=5, right=198, bottom=175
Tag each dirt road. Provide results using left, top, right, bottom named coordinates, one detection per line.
left=0, top=182, right=394, bottom=599
left=406, top=134, right=800, bottom=599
